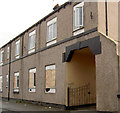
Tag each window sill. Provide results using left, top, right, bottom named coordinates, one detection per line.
left=13, top=89, right=19, bottom=93
left=46, top=39, right=57, bottom=47
left=28, top=48, right=35, bottom=54
left=73, top=27, right=84, bottom=36
left=29, top=88, right=36, bottom=92
left=73, top=26, right=84, bottom=32
left=15, top=55, right=20, bottom=59
left=47, top=37, right=56, bottom=43
left=45, top=88, right=56, bottom=94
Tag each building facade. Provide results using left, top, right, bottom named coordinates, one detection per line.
left=0, top=0, right=120, bottom=112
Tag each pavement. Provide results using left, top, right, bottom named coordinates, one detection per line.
left=0, top=99, right=64, bottom=112
left=0, top=99, right=114, bottom=113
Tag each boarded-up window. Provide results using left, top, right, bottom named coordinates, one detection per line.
left=14, top=72, right=19, bottom=92
left=0, top=76, right=3, bottom=92
left=45, top=65, right=56, bottom=93
left=29, top=68, right=36, bottom=92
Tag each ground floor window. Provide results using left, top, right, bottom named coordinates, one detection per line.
left=6, top=75, right=8, bottom=88
left=45, top=65, right=56, bottom=93
left=0, top=76, right=3, bottom=92
left=29, top=68, right=36, bottom=92
left=14, top=72, right=19, bottom=93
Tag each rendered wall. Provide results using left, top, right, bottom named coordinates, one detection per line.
left=98, top=1, right=118, bottom=42
left=96, top=35, right=118, bottom=111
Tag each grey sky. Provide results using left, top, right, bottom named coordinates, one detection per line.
left=0, top=0, right=68, bottom=48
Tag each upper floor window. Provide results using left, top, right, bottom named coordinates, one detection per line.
left=73, top=2, right=84, bottom=31
left=7, top=46, right=10, bottom=60
left=13, top=72, right=19, bottom=93
left=15, top=40, right=20, bottom=59
left=0, top=50, right=4, bottom=65
left=47, top=17, right=57, bottom=46
left=28, top=30, right=36, bottom=54
left=45, top=65, right=56, bottom=93
left=29, top=68, right=36, bottom=92
left=0, top=76, right=3, bottom=92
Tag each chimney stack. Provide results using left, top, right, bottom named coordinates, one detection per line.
left=53, top=4, right=59, bottom=10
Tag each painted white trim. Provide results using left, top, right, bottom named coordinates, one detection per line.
left=45, top=88, right=56, bottom=94
left=29, top=88, right=36, bottom=92
left=46, top=40, right=56, bottom=46
left=29, top=30, right=36, bottom=36
left=29, top=68, right=36, bottom=73
left=28, top=48, right=35, bottom=54
left=46, top=65, right=55, bottom=70
left=13, top=88, right=19, bottom=93
left=15, top=40, right=20, bottom=45
left=47, top=17, right=57, bottom=26
left=15, top=55, right=20, bottom=59
left=14, top=72, right=19, bottom=76
left=73, top=2, right=84, bottom=10
left=73, top=28, right=84, bottom=36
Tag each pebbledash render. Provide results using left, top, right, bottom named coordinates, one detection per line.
left=0, top=0, right=120, bottom=112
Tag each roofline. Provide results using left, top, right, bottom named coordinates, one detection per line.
left=1, top=1, right=72, bottom=49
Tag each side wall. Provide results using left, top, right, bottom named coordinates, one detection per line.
left=98, top=1, right=118, bottom=42
left=96, top=34, right=118, bottom=111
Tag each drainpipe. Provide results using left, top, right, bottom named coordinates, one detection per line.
left=105, top=0, right=108, bottom=36
left=21, top=35, right=24, bottom=100
left=8, top=42, right=11, bottom=101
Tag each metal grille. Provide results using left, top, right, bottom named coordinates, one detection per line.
left=68, top=84, right=96, bottom=107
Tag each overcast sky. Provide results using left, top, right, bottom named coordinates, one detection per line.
left=0, top=0, right=68, bottom=48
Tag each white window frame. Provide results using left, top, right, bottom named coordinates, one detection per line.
left=0, top=50, right=4, bottom=65
left=47, top=17, right=57, bottom=46
left=15, top=40, right=20, bottom=59
left=0, top=76, right=3, bottom=92
left=28, top=30, right=36, bottom=54
left=29, top=68, right=36, bottom=92
left=13, top=72, right=19, bottom=93
left=6, top=75, right=8, bottom=88
left=73, top=2, right=84, bottom=31
left=7, top=47, right=10, bottom=60
left=45, top=65, right=56, bottom=94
